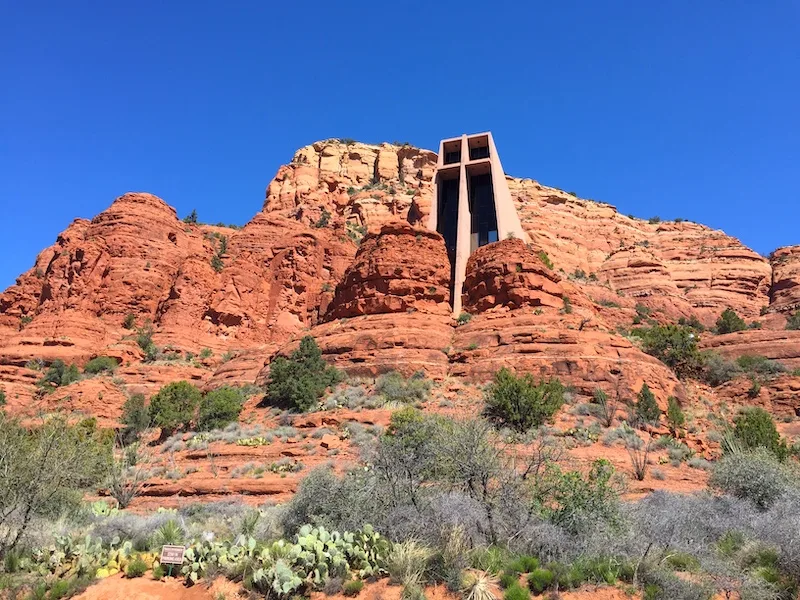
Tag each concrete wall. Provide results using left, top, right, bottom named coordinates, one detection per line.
left=428, top=132, right=528, bottom=316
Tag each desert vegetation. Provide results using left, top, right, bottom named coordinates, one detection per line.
left=5, top=330, right=800, bottom=600
left=3, top=397, right=800, bottom=599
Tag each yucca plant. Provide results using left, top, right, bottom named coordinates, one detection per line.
left=150, top=519, right=184, bottom=549
left=462, top=570, right=499, bottom=600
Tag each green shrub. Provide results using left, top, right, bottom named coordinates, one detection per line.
left=402, top=582, right=427, bottom=600
left=503, top=583, right=531, bottom=600
left=385, top=539, right=433, bottom=585
left=183, top=209, right=198, bottom=224
left=37, top=360, right=80, bottom=389
left=736, top=354, right=786, bottom=375
left=483, top=368, right=564, bottom=432
left=786, top=310, right=800, bottom=331
left=314, top=208, right=332, bottom=228
left=123, top=313, right=137, bottom=329
left=631, top=324, right=704, bottom=378
left=499, top=572, right=520, bottom=589
left=664, top=552, right=699, bottom=572
left=48, top=580, right=70, bottom=599
left=126, top=555, right=148, bottom=578
left=266, top=336, right=342, bottom=412
left=342, top=579, right=364, bottom=596
left=537, top=459, right=621, bottom=534
left=152, top=564, right=165, bottom=580
left=120, top=393, right=150, bottom=443
left=457, top=312, right=472, bottom=326
left=135, top=325, right=159, bottom=361
left=197, top=386, right=244, bottom=431
left=635, top=383, right=661, bottom=425
left=199, top=347, right=213, bottom=359
left=709, top=448, right=791, bottom=509
left=148, top=381, right=202, bottom=437
left=665, top=396, right=685, bottom=435
left=84, top=355, right=118, bottom=375
left=562, top=296, right=573, bottom=314
left=0, top=413, right=112, bottom=558
left=702, top=352, right=740, bottom=386
left=508, top=556, right=539, bottom=574
left=733, top=407, right=786, bottom=459
left=537, top=251, right=553, bottom=270
left=469, top=546, right=514, bottom=574
left=376, top=371, right=432, bottom=404
left=747, top=377, right=761, bottom=399
left=677, top=315, right=705, bottom=331
left=715, top=308, right=747, bottom=334
left=648, top=216, right=661, bottom=224
left=0, top=388, right=5, bottom=407
left=527, top=569, right=554, bottom=594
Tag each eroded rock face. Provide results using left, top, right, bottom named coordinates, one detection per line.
left=462, top=238, right=564, bottom=312
left=700, top=330, right=800, bottom=370
left=771, top=246, right=800, bottom=314
left=264, top=141, right=438, bottom=231
left=1, top=138, right=799, bottom=423
left=0, top=193, right=355, bottom=369
left=325, top=221, right=451, bottom=320
left=449, top=309, right=686, bottom=405
left=715, top=374, right=800, bottom=419
left=508, top=178, right=772, bottom=323
left=263, top=312, right=454, bottom=380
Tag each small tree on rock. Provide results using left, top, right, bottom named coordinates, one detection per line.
left=733, top=407, right=787, bottom=460
left=786, top=310, right=800, bottom=331
left=120, top=393, right=150, bottom=444
left=666, top=396, right=685, bottom=436
left=148, top=381, right=201, bottom=439
left=265, top=336, right=342, bottom=412
left=635, top=383, right=661, bottom=427
left=198, top=387, right=244, bottom=431
left=483, top=368, right=564, bottom=432
left=715, top=308, right=747, bottom=334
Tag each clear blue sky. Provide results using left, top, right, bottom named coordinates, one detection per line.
left=1, top=2, right=798, bottom=289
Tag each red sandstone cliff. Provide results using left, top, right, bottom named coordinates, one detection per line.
left=1, top=139, right=799, bottom=417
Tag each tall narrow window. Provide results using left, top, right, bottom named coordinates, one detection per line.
left=469, top=172, right=497, bottom=249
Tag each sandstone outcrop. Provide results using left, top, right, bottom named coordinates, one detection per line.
left=461, top=238, right=564, bottom=312
left=449, top=309, right=686, bottom=405
left=1, top=139, right=799, bottom=429
left=715, top=374, right=800, bottom=419
left=325, top=221, right=451, bottom=319
left=700, top=329, right=800, bottom=370
left=771, top=245, right=800, bottom=314
left=264, top=141, right=437, bottom=231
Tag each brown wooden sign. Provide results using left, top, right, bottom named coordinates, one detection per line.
left=159, top=544, right=186, bottom=565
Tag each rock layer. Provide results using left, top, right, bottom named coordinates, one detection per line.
left=771, top=246, right=800, bottom=314
left=461, top=238, right=564, bottom=312
left=1, top=139, right=799, bottom=422
left=325, top=221, right=451, bottom=319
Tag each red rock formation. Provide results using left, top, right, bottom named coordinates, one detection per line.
left=771, top=246, right=800, bottom=314
left=298, top=313, right=453, bottom=379
left=461, top=238, right=564, bottom=312
left=449, top=309, right=686, bottom=405
left=714, top=374, right=800, bottom=419
left=1, top=138, right=798, bottom=426
left=325, top=221, right=451, bottom=320
left=508, top=178, right=772, bottom=323
left=700, top=330, right=800, bottom=370
left=264, top=141, right=437, bottom=231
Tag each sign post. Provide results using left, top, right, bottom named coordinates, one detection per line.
left=159, top=545, right=186, bottom=578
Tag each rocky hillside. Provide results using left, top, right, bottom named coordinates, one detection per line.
left=1, top=138, right=799, bottom=419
